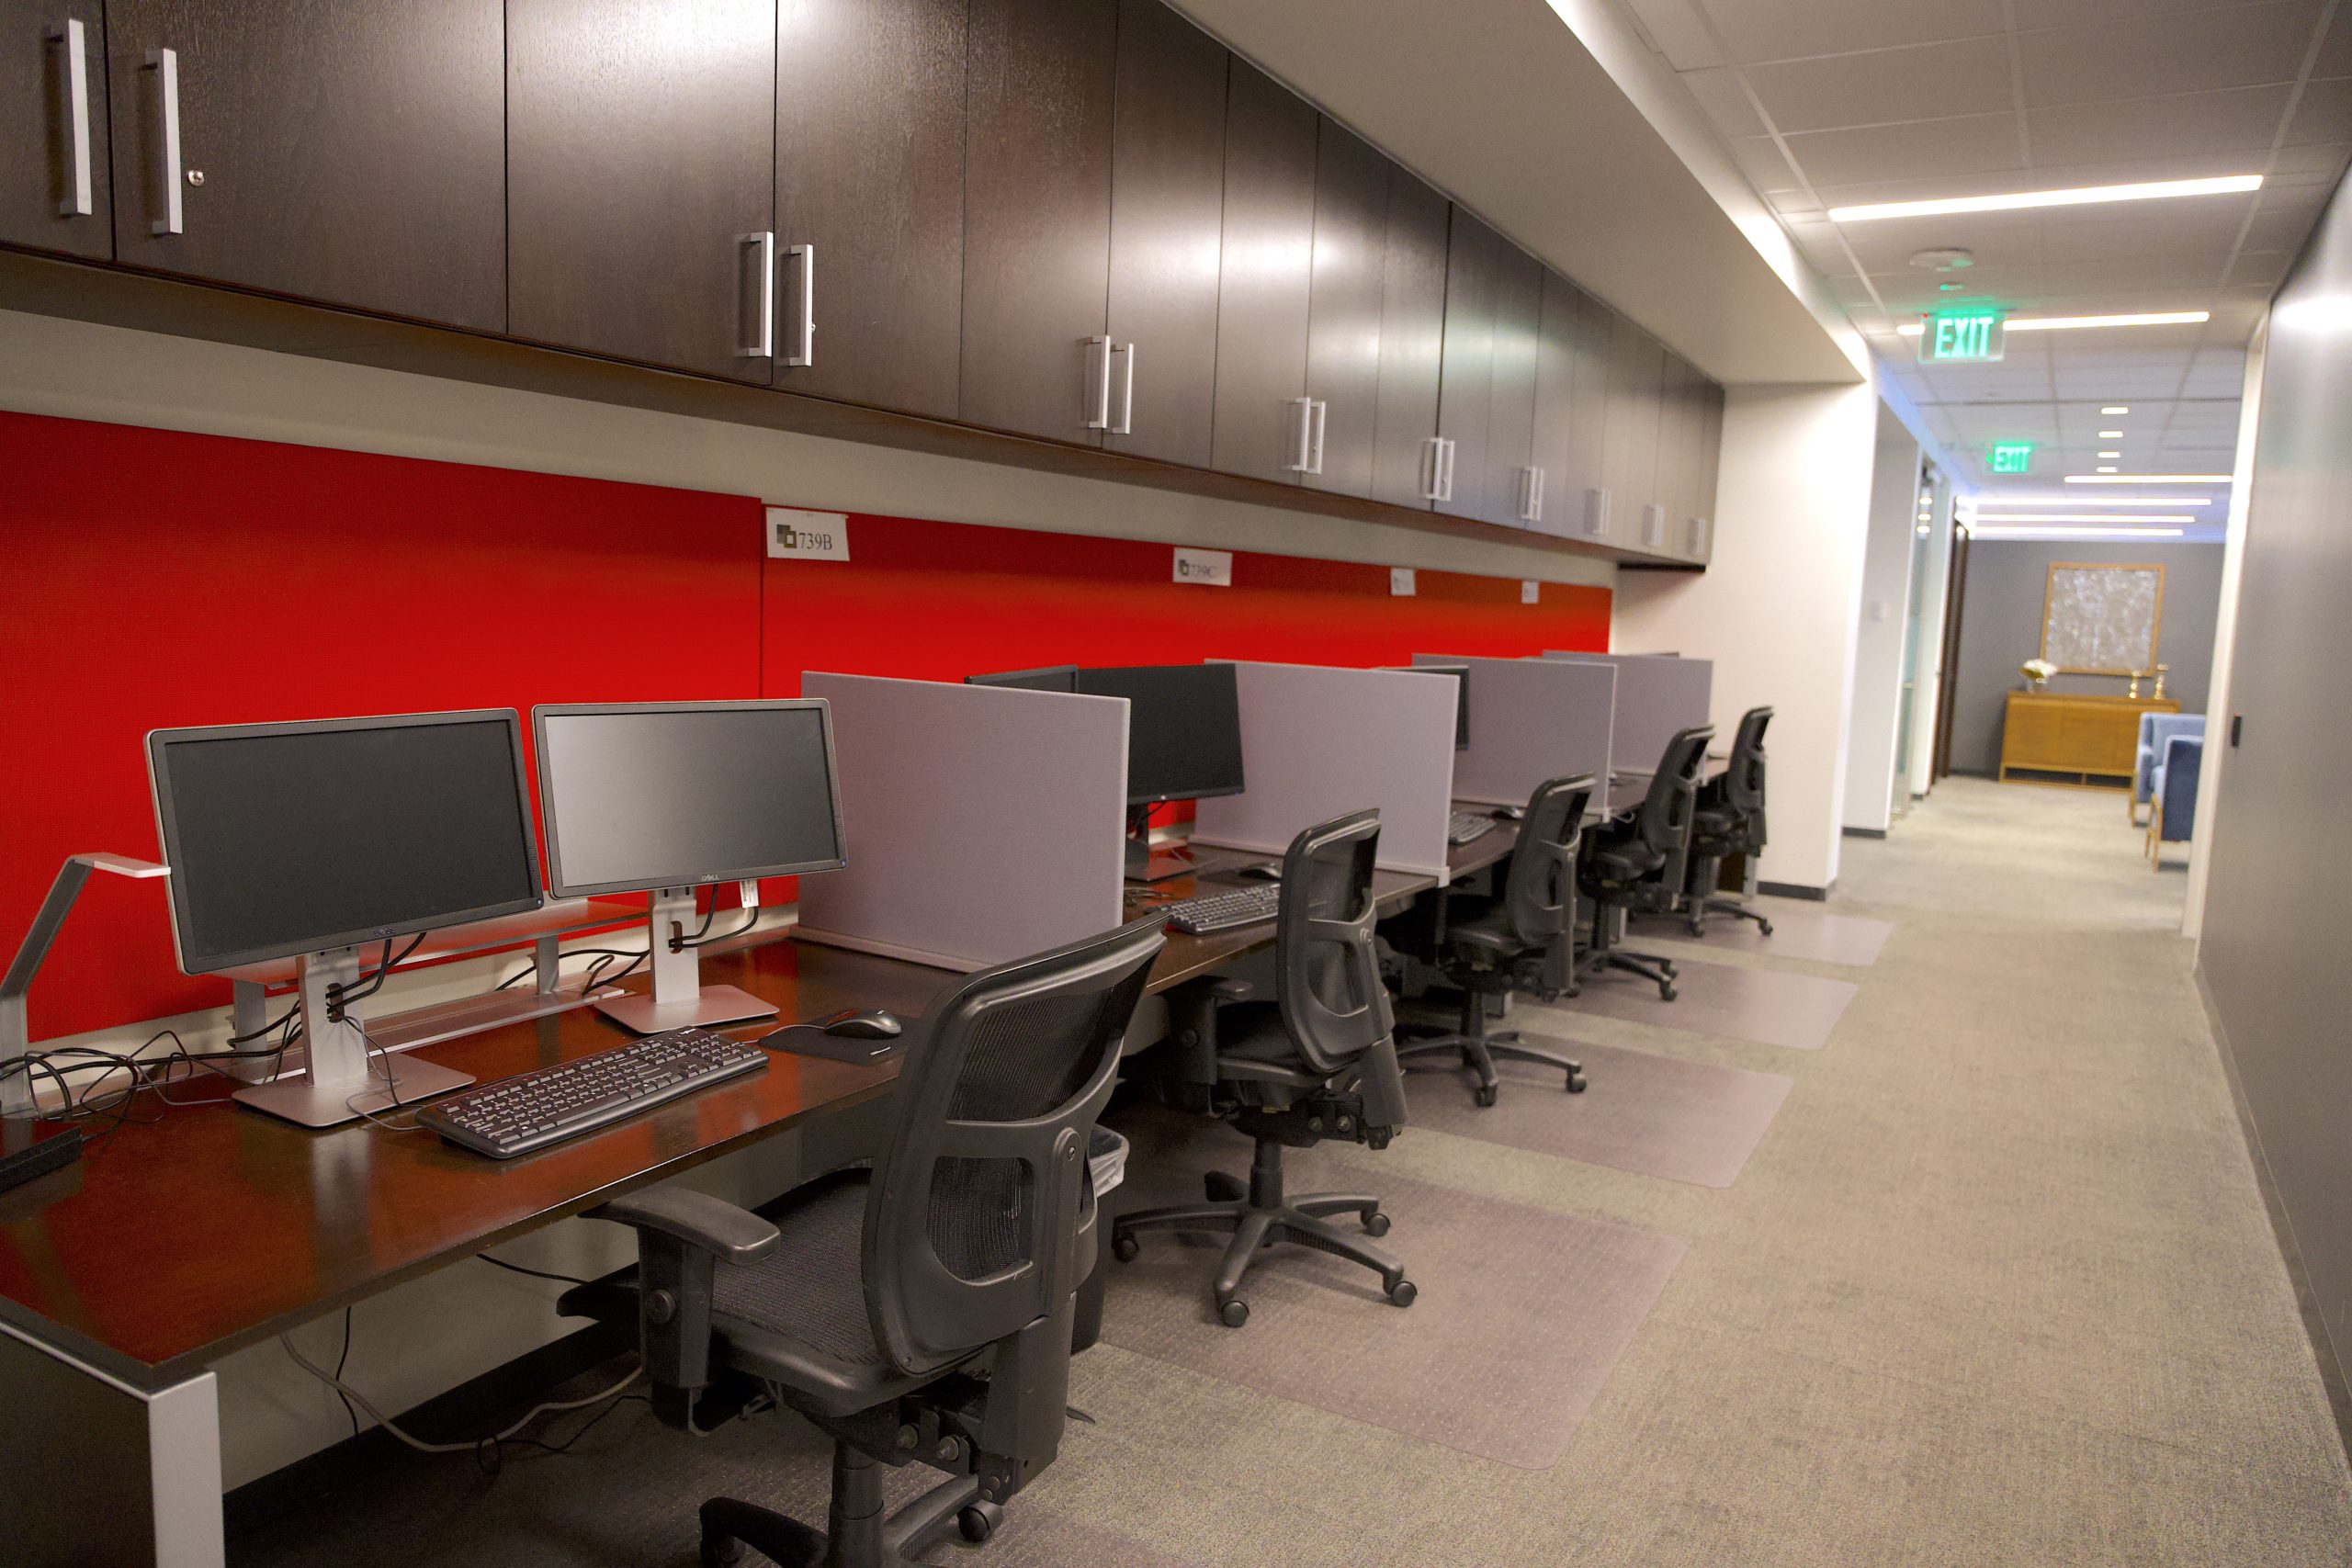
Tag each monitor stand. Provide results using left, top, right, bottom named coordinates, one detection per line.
left=233, top=948, right=475, bottom=1129
left=594, top=887, right=780, bottom=1034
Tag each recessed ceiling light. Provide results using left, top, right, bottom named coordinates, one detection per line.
left=1968, top=526, right=2187, bottom=538
left=2064, top=473, right=2233, bottom=484
left=2101, top=406, right=2130, bottom=414
left=1969, top=495, right=2211, bottom=506
left=1828, top=175, right=2261, bottom=224
left=2098, top=450, right=2121, bottom=458
left=1962, top=513, right=2195, bottom=524
left=1895, top=310, right=2211, bottom=336
left=2098, top=430, right=2124, bottom=438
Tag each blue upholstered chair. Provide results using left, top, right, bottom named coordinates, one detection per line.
left=2134, top=713, right=2204, bottom=825
left=2147, top=732, right=2204, bottom=869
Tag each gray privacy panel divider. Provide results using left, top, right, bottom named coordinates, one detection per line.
left=796, top=672, right=1128, bottom=971
left=1411, top=654, right=1614, bottom=808
left=1192, top=661, right=1456, bottom=879
left=1543, top=652, right=1713, bottom=774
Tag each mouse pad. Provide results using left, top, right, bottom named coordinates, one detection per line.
left=764, top=1028, right=904, bottom=1066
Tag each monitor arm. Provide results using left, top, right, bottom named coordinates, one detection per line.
left=2, top=854, right=170, bottom=1118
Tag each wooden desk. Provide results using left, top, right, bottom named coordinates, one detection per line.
left=1999, top=690, right=2178, bottom=787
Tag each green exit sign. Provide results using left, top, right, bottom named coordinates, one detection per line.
left=1987, top=442, right=2034, bottom=475
left=1920, top=309, right=2007, bottom=363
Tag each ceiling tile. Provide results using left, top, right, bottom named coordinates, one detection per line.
left=2038, top=253, right=2235, bottom=294
left=1624, top=0, right=1725, bottom=72
left=1743, top=37, right=2018, bottom=133
left=1728, top=135, right=1805, bottom=192
left=1679, top=66, right=1770, bottom=138
left=2018, top=3, right=2321, bottom=108
left=2012, top=0, right=2291, bottom=26
left=2035, top=199, right=2257, bottom=260
left=2242, top=202, right=2327, bottom=249
left=2224, top=249, right=2294, bottom=286
left=2314, top=6, right=2352, bottom=77
left=1697, top=0, right=2010, bottom=67
left=2284, top=78, right=2352, bottom=143
left=1781, top=113, right=2025, bottom=187
left=2267, top=141, right=2352, bottom=178
left=1805, top=150, right=2267, bottom=210
left=1835, top=213, right=2048, bottom=272
left=2026, top=84, right=2292, bottom=164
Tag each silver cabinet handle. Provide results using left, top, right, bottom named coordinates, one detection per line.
left=1435, top=437, right=1456, bottom=502
left=1285, top=397, right=1315, bottom=472
left=1531, top=466, right=1546, bottom=524
left=50, top=20, right=92, bottom=218
left=1585, top=487, right=1611, bottom=537
left=739, top=231, right=775, bottom=359
left=1085, top=335, right=1112, bottom=430
left=1420, top=436, right=1445, bottom=502
left=1306, top=400, right=1327, bottom=476
left=1109, top=342, right=1135, bottom=434
left=142, top=48, right=183, bottom=236
left=1642, top=502, right=1667, bottom=547
left=786, top=242, right=814, bottom=367
left=1518, top=466, right=1546, bottom=525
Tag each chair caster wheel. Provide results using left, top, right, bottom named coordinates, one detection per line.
left=1566, top=985, right=1580, bottom=998
left=1659, top=985, right=1677, bottom=1002
left=1387, top=1279, right=1417, bottom=1308
left=958, top=1502, right=1003, bottom=1544
left=1474, top=1084, right=1498, bottom=1108
left=1112, top=1233, right=1139, bottom=1263
left=1363, top=1209, right=1391, bottom=1237
left=700, top=1535, right=744, bottom=1568
left=1759, top=921, right=1775, bottom=936
left=1660, top=961, right=1679, bottom=977
left=1566, top=1071, right=1587, bottom=1094
left=1218, top=1297, right=1250, bottom=1328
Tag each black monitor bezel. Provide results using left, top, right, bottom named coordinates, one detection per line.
left=531, top=698, right=850, bottom=900
left=145, top=708, right=547, bottom=976
left=962, top=665, right=1080, bottom=693
left=1074, top=663, right=1248, bottom=808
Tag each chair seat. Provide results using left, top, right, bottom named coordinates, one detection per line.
left=1446, top=907, right=1536, bottom=960
left=1590, top=838, right=1667, bottom=880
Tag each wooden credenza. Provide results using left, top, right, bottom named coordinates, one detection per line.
left=2000, top=691, right=2180, bottom=787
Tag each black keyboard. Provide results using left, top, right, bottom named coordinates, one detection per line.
left=1158, top=883, right=1283, bottom=936
left=418, top=1028, right=768, bottom=1159
left=1447, top=810, right=1498, bottom=847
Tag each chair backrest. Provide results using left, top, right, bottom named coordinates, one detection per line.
left=2158, top=733, right=2205, bottom=839
left=1637, top=726, right=1715, bottom=853
left=1275, top=809, right=1396, bottom=1078
left=864, top=915, right=1163, bottom=1374
left=1502, top=774, right=1595, bottom=947
left=1723, top=707, right=1771, bottom=833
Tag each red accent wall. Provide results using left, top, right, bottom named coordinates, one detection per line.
left=1, top=412, right=1608, bottom=1042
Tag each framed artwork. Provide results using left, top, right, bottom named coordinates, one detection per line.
left=2041, top=562, right=2165, bottom=675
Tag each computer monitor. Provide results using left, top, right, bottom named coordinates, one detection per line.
left=146, top=710, right=544, bottom=1126
left=533, top=700, right=846, bottom=1032
left=964, top=665, right=1080, bottom=694
left=1388, top=663, right=1470, bottom=750
left=1071, top=663, right=1246, bottom=880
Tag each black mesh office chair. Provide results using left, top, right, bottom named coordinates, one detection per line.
left=1395, top=774, right=1595, bottom=1105
left=1577, top=726, right=1713, bottom=1002
left=1113, top=809, right=1414, bottom=1328
left=1684, top=706, right=1773, bottom=937
left=560, top=916, right=1163, bottom=1568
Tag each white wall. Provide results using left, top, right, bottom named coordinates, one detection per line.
left=2185, top=321, right=2267, bottom=942
left=1905, top=467, right=1955, bottom=799
left=1612, top=378, right=1880, bottom=893
left=1843, top=402, right=1922, bottom=833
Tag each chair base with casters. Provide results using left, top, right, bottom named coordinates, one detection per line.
left=1395, top=922, right=1585, bottom=1105
left=696, top=1440, right=999, bottom=1568
left=1576, top=905, right=1679, bottom=1001
left=1679, top=844, right=1773, bottom=939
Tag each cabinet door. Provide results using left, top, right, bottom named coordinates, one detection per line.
left=1601, top=305, right=1664, bottom=535
left=1368, top=166, right=1447, bottom=511
left=1482, top=243, right=1542, bottom=527
left=1531, top=271, right=1577, bottom=537
left=1693, top=378, right=1724, bottom=558
left=1301, top=118, right=1387, bottom=499
left=960, top=0, right=1116, bottom=443
left=1209, top=57, right=1317, bottom=483
left=1433, top=207, right=1501, bottom=519
left=509, top=0, right=775, bottom=379
left=1650, top=353, right=1693, bottom=553
left=1103, top=0, right=1226, bottom=468
left=2, top=3, right=110, bottom=259
left=106, top=0, right=503, bottom=330
left=774, top=0, right=967, bottom=419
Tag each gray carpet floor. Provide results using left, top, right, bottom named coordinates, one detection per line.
left=232, top=776, right=2352, bottom=1565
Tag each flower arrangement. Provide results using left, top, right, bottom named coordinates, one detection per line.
left=2020, top=658, right=2056, bottom=692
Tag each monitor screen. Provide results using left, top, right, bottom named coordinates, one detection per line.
left=1388, top=664, right=1470, bottom=750
left=964, top=665, right=1080, bottom=693
left=147, top=711, right=544, bottom=974
left=1074, top=664, right=1246, bottom=807
left=534, top=701, right=846, bottom=898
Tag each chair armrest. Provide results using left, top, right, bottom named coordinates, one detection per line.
left=590, top=1189, right=780, bottom=1266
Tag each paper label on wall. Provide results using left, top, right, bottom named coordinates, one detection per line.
left=1521, top=580, right=1540, bottom=604
left=1173, top=547, right=1233, bottom=586
left=1390, top=568, right=1417, bottom=596
left=766, top=507, right=851, bottom=561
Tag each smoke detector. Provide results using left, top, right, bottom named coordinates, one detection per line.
left=1908, top=248, right=1975, bottom=273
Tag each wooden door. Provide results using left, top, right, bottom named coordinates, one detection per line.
left=1102, top=0, right=1226, bottom=468
left=959, top=0, right=1116, bottom=443
left=106, top=0, right=503, bottom=330
left=1434, top=207, right=1501, bottom=519
left=509, top=0, right=775, bottom=379
left=1482, top=243, right=1542, bottom=527
left=774, top=0, right=967, bottom=419
left=1368, top=166, right=1448, bottom=511
left=2, top=2, right=111, bottom=259
left=1209, top=57, right=1317, bottom=483
left=1300, top=118, right=1388, bottom=499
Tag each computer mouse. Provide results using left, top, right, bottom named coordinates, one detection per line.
left=1237, top=863, right=1282, bottom=881
left=820, top=1008, right=903, bottom=1041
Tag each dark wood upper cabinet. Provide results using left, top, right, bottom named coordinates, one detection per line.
left=1369, top=166, right=1448, bottom=512
left=509, top=0, right=774, bottom=381
left=1601, top=304, right=1665, bottom=535
left=104, top=0, right=503, bottom=331
left=1301, top=118, right=1388, bottom=500
left=1102, top=0, right=1226, bottom=468
left=3, top=3, right=111, bottom=260
left=1531, top=270, right=1579, bottom=538
left=1693, top=377, right=1724, bottom=558
left=960, top=0, right=1116, bottom=444
left=1434, top=207, right=1502, bottom=520
left=1209, top=58, right=1317, bottom=484
left=1483, top=243, right=1542, bottom=529
left=774, top=0, right=967, bottom=419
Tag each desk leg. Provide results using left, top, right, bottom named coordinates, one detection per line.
left=0, top=1316, right=224, bottom=1567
